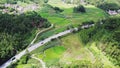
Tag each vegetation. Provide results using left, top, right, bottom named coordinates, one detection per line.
left=0, top=11, right=51, bottom=65
left=79, top=17, right=120, bottom=67
left=85, top=0, right=120, bottom=6
left=97, top=3, right=120, bottom=11
left=1, top=0, right=120, bottom=68
left=44, top=0, right=49, bottom=3
left=62, top=0, right=120, bottom=11
left=0, top=0, right=46, bottom=4
left=73, top=5, right=86, bottom=13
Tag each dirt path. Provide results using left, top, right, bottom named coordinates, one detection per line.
left=28, top=24, right=54, bottom=47
left=31, top=54, right=46, bottom=68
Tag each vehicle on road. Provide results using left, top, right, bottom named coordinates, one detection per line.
left=11, top=57, right=15, bottom=61
left=41, top=42, right=44, bottom=44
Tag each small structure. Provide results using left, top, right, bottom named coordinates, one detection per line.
left=1, top=3, right=39, bottom=14
left=80, top=0, right=86, bottom=5
left=17, top=6, right=23, bottom=11
left=4, top=3, right=11, bottom=7
left=108, top=10, right=118, bottom=15
left=117, top=9, right=120, bottom=13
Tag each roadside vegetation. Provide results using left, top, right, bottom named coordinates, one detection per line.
left=0, top=11, right=51, bottom=65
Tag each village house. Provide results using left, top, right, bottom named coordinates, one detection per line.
left=108, top=10, right=118, bottom=15
left=117, top=9, right=120, bottom=13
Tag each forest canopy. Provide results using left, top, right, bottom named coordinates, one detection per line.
left=0, top=11, right=51, bottom=65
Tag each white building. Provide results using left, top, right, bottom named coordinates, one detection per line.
left=117, top=9, right=120, bottom=13
left=108, top=10, right=118, bottom=15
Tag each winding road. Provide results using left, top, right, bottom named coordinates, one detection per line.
left=0, top=28, right=77, bottom=68
left=0, top=23, right=95, bottom=68
left=29, top=24, right=54, bottom=46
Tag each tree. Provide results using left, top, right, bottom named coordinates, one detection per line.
left=53, top=7, right=63, bottom=13
left=0, top=11, right=51, bottom=65
left=73, top=5, right=86, bottom=13
left=97, top=3, right=120, bottom=11
left=44, top=0, right=48, bottom=3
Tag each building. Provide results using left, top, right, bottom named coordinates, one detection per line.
left=108, top=10, right=118, bottom=15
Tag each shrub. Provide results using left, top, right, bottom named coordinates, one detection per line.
left=0, top=6, right=6, bottom=9
left=82, top=21, right=94, bottom=25
left=97, top=3, right=120, bottom=11
left=73, top=5, right=86, bottom=13
left=53, top=7, right=64, bottom=13
left=44, top=0, right=48, bottom=3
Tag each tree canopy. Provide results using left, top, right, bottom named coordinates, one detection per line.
left=0, top=11, right=51, bottom=65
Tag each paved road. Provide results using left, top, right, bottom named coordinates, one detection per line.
left=0, top=23, right=96, bottom=68
left=0, top=28, right=76, bottom=68
left=29, top=24, right=54, bottom=45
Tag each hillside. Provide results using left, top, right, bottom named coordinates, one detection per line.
left=85, top=0, right=120, bottom=6
left=61, top=0, right=120, bottom=6
left=0, top=0, right=120, bottom=68
left=61, top=0, right=120, bottom=11
left=0, top=4, right=51, bottom=65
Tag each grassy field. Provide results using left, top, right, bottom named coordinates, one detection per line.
left=34, top=2, right=107, bottom=43
left=35, top=46, right=66, bottom=66
left=30, top=33, right=98, bottom=67
left=59, top=33, right=96, bottom=64
left=16, top=58, right=42, bottom=68
left=39, top=4, right=107, bottom=26
left=16, top=33, right=117, bottom=68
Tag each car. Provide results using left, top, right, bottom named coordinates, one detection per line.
left=11, top=57, right=16, bottom=61
left=41, top=42, right=44, bottom=44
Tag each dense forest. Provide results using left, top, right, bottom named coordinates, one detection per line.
left=0, top=11, right=51, bottom=65
left=79, top=17, right=120, bottom=66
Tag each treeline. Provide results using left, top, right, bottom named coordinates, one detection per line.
left=85, top=0, right=120, bottom=11
left=63, top=0, right=120, bottom=11
left=0, top=0, right=48, bottom=4
left=85, top=0, right=120, bottom=6
left=0, top=11, right=51, bottom=65
left=97, top=3, right=120, bottom=11
left=40, top=4, right=64, bottom=13
left=79, top=17, right=120, bottom=66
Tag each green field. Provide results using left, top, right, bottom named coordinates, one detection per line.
left=30, top=33, right=97, bottom=67
left=85, top=0, right=120, bottom=6
left=11, top=0, right=115, bottom=68
left=35, top=3, right=107, bottom=43
left=26, top=33, right=116, bottom=68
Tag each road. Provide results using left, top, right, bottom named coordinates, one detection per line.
left=29, top=24, right=54, bottom=45
left=0, top=23, right=95, bottom=68
left=0, top=28, right=76, bottom=68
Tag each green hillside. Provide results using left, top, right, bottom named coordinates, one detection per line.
left=0, top=0, right=120, bottom=68
left=85, top=0, right=120, bottom=6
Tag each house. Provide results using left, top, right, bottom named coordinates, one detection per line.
left=108, top=10, right=118, bottom=15
left=4, top=3, right=11, bottom=7
left=117, top=9, right=120, bottom=13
